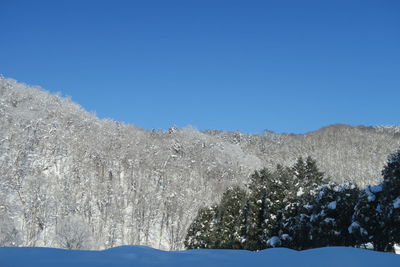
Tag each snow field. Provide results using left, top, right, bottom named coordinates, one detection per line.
left=1, top=246, right=399, bottom=267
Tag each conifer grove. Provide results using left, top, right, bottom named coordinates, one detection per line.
left=185, top=150, right=400, bottom=253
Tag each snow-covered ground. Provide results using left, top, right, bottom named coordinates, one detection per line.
left=0, top=246, right=399, bottom=267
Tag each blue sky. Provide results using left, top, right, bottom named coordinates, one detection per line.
left=1, top=0, right=399, bottom=133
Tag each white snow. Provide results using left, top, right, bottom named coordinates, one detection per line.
left=363, top=185, right=382, bottom=203
left=370, top=185, right=382, bottom=193
left=365, top=187, right=376, bottom=202
left=327, top=201, right=337, bottom=210
left=267, top=236, right=282, bottom=247
left=333, top=183, right=355, bottom=192
left=348, top=222, right=368, bottom=236
left=348, top=222, right=360, bottom=234
left=324, top=218, right=335, bottom=224
left=376, top=204, right=383, bottom=213
left=281, top=234, right=292, bottom=241
left=297, top=187, right=304, bottom=197
left=395, top=244, right=400, bottom=254
left=0, top=246, right=399, bottom=267
left=360, top=228, right=368, bottom=236
left=303, top=204, right=314, bottom=210
left=393, top=197, right=400, bottom=209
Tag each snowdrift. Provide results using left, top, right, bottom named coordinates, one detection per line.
left=0, top=246, right=399, bottom=267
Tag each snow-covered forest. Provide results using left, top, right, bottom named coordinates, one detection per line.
left=1, top=76, right=400, bottom=250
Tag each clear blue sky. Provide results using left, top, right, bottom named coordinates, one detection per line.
left=1, top=0, right=399, bottom=133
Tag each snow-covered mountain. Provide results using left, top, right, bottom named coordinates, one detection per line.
left=1, top=246, right=399, bottom=267
left=1, top=76, right=399, bottom=250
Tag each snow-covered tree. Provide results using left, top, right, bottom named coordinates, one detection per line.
left=280, top=157, right=326, bottom=249
left=0, top=212, right=20, bottom=246
left=243, top=166, right=293, bottom=250
left=214, top=186, right=247, bottom=249
left=349, top=184, right=385, bottom=251
left=349, top=148, right=400, bottom=252
left=292, top=156, right=325, bottom=194
left=56, top=215, right=93, bottom=250
left=380, top=149, right=400, bottom=251
left=184, top=206, right=217, bottom=249
left=302, top=183, right=359, bottom=248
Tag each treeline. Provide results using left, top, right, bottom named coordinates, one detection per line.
left=185, top=150, right=400, bottom=252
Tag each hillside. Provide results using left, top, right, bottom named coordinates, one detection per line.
left=1, top=246, right=399, bottom=267
left=0, top=76, right=399, bottom=250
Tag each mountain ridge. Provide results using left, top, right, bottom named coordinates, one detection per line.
left=0, top=76, right=399, bottom=250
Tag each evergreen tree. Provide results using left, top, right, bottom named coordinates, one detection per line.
left=306, top=183, right=359, bottom=248
left=184, top=187, right=248, bottom=250
left=184, top=206, right=217, bottom=249
left=349, top=149, right=400, bottom=252
left=292, top=156, right=325, bottom=195
left=281, top=201, right=314, bottom=250
left=280, top=157, right=325, bottom=249
left=241, top=168, right=270, bottom=251
left=243, top=166, right=293, bottom=250
left=350, top=184, right=385, bottom=251
left=185, top=157, right=365, bottom=251
left=380, top=149, right=400, bottom=252
left=281, top=182, right=359, bottom=250
left=214, top=186, right=247, bottom=249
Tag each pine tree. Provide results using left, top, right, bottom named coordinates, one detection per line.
left=380, top=148, right=400, bottom=252
left=184, top=187, right=248, bottom=250
left=243, top=166, right=293, bottom=250
left=280, top=157, right=325, bottom=249
left=184, top=206, right=217, bottom=249
left=306, top=183, right=359, bottom=248
left=349, top=148, right=400, bottom=252
left=281, top=182, right=359, bottom=250
left=350, top=184, right=385, bottom=251
left=242, top=169, right=270, bottom=251
left=292, top=156, right=325, bottom=194
left=214, top=186, right=247, bottom=249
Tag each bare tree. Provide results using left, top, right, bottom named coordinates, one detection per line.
left=0, top=212, right=20, bottom=246
left=56, top=215, right=92, bottom=250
